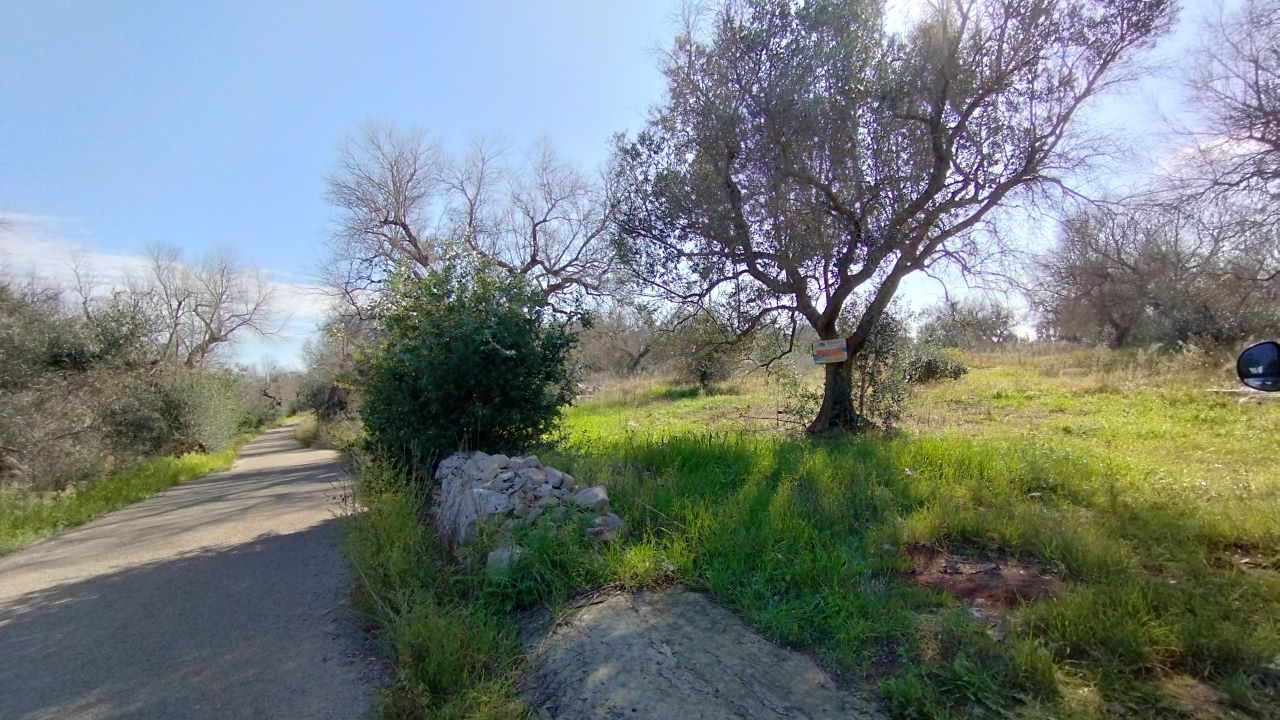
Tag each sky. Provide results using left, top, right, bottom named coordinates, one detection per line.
left=0, top=0, right=1217, bottom=366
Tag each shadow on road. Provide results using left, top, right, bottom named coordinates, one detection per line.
left=0, top=521, right=381, bottom=720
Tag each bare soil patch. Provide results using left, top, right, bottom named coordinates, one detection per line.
left=1210, top=544, right=1277, bottom=572
left=904, top=543, right=1064, bottom=606
left=1159, top=674, right=1232, bottom=720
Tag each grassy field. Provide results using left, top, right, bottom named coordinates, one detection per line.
left=344, top=346, right=1280, bottom=719
left=537, top=347, right=1280, bottom=719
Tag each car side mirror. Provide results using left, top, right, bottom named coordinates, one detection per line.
left=1237, top=341, right=1280, bottom=392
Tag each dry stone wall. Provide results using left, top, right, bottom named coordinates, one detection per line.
left=433, top=451, right=624, bottom=571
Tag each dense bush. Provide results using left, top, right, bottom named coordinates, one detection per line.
left=0, top=276, right=278, bottom=492
left=905, top=346, right=969, bottom=384
left=359, top=263, right=580, bottom=467
left=663, top=311, right=742, bottom=389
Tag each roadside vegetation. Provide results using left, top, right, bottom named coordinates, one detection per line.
left=327, top=341, right=1280, bottom=719
left=291, top=0, right=1280, bottom=717
left=0, top=250, right=303, bottom=554
left=0, top=432, right=258, bottom=553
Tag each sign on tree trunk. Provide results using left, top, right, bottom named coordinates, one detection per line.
left=811, top=339, right=848, bottom=364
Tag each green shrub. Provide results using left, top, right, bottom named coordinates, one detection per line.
left=359, top=263, right=580, bottom=468
left=850, top=313, right=913, bottom=430
left=104, top=368, right=248, bottom=455
left=664, top=310, right=742, bottom=389
left=905, top=346, right=969, bottom=384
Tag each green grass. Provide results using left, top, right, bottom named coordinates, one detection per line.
left=343, top=459, right=621, bottom=719
left=538, top=353, right=1280, bottom=719
left=295, top=414, right=321, bottom=446
left=0, top=433, right=255, bottom=554
left=295, top=412, right=364, bottom=452
left=345, top=348, right=1280, bottom=719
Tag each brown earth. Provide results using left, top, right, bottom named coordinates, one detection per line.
left=904, top=542, right=1064, bottom=606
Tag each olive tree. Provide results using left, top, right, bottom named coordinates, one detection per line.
left=612, top=0, right=1173, bottom=432
left=1036, top=199, right=1280, bottom=347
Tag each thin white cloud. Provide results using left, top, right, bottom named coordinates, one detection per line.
left=0, top=212, right=331, bottom=367
left=0, top=213, right=151, bottom=285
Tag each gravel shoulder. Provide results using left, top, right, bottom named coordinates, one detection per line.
left=0, top=424, right=384, bottom=720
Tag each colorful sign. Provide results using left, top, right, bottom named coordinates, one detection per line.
left=811, top=338, right=848, bottom=364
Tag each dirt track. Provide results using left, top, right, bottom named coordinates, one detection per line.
left=0, top=424, right=382, bottom=720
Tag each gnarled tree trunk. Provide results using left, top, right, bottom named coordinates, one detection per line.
left=808, top=357, right=858, bottom=433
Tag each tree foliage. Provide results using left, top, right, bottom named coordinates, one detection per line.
left=918, top=298, right=1019, bottom=348
left=0, top=274, right=279, bottom=491
left=664, top=309, right=745, bottom=388
left=1035, top=200, right=1280, bottom=347
left=612, top=0, right=1174, bottom=432
left=358, top=263, right=580, bottom=467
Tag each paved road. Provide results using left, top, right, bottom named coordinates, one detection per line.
left=0, top=424, right=383, bottom=720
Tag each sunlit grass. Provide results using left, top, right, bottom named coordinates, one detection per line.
left=0, top=435, right=254, bottom=554
left=541, top=350, right=1280, bottom=718
left=343, top=347, right=1280, bottom=719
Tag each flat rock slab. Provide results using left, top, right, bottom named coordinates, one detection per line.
left=521, top=586, right=884, bottom=719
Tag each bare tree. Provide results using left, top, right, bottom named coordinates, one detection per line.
left=184, top=251, right=274, bottom=367
left=1036, top=204, right=1174, bottom=347
left=577, top=300, right=662, bottom=376
left=1184, top=0, right=1280, bottom=202
left=326, top=123, right=445, bottom=309
left=1036, top=198, right=1280, bottom=347
left=325, top=126, right=616, bottom=314
left=141, top=245, right=274, bottom=367
left=612, top=0, right=1174, bottom=432
left=476, top=140, right=616, bottom=303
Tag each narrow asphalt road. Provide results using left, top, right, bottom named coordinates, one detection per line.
left=0, top=424, right=384, bottom=720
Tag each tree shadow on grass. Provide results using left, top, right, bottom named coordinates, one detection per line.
left=569, top=427, right=1280, bottom=714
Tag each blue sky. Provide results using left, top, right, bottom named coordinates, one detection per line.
left=0, top=0, right=1212, bottom=366
left=1, top=0, right=674, bottom=365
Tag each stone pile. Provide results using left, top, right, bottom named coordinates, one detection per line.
left=433, top=451, right=625, bottom=571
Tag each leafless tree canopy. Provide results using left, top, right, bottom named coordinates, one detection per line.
left=325, top=124, right=616, bottom=314
left=142, top=246, right=275, bottom=367
left=612, top=0, right=1173, bottom=431
left=1185, top=0, right=1280, bottom=201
